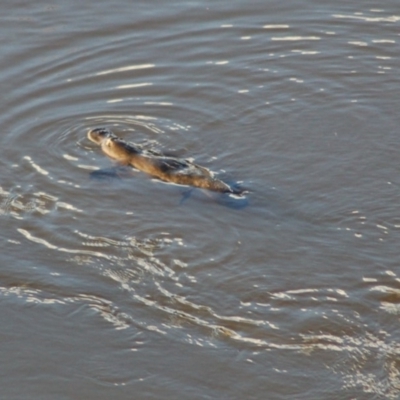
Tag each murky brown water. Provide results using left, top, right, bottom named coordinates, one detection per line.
left=1, top=1, right=400, bottom=399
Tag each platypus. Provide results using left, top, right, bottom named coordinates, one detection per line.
left=87, top=128, right=245, bottom=195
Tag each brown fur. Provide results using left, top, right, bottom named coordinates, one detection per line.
left=88, top=128, right=240, bottom=194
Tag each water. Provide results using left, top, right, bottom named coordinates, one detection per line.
left=1, top=1, right=400, bottom=399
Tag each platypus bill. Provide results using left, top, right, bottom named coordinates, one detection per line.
left=87, top=127, right=246, bottom=196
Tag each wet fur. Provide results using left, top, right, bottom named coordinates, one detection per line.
left=87, top=128, right=243, bottom=195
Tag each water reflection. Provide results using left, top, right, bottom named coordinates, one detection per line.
left=95, top=63, right=155, bottom=76
left=1, top=0, right=400, bottom=398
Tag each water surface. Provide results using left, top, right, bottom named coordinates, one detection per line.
left=1, top=1, right=400, bottom=399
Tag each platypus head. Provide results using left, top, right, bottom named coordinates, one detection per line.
left=87, top=127, right=115, bottom=145
left=88, top=128, right=139, bottom=163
